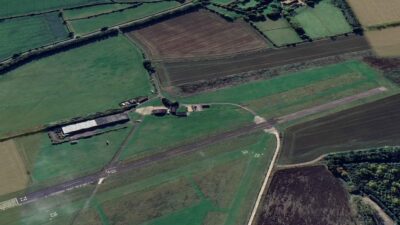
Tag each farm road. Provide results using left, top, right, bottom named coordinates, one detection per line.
left=10, top=87, right=386, bottom=210
left=161, top=35, right=371, bottom=86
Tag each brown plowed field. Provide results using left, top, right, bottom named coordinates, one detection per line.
left=256, top=166, right=356, bottom=225
left=129, top=10, right=268, bottom=59
left=280, top=94, right=400, bottom=165
left=159, top=35, right=370, bottom=86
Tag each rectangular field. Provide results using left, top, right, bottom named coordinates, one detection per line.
left=159, top=36, right=370, bottom=87
left=63, top=3, right=130, bottom=20
left=253, top=19, right=302, bottom=46
left=130, top=10, right=268, bottom=59
left=0, top=35, right=152, bottom=138
left=0, top=140, right=28, bottom=195
left=347, top=0, right=400, bottom=27
left=179, top=61, right=395, bottom=120
left=292, top=0, right=352, bottom=39
left=256, top=166, right=356, bottom=225
left=69, top=2, right=181, bottom=35
left=0, top=12, right=69, bottom=60
left=280, top=94, right=400, bottom=165
left=0, top=0, right=109, bottom=18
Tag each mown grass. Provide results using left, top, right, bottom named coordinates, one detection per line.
left=92, top=132, right=275, bottom=225
left=15, top=126, right=130, bottom=184
left=0, top=0, right=109, bottom=18
left=292, top=0, right=352, bottom=39
left=120, top=104, right=254, bottom=160
left=254, top=19, right=302, bottom=46
left=0, top=12, right=69, bottom=60
left=3, top=132, right=275, bottom=225
left=0, top=183, right=95, bottom=225
left=69, top=1, right=180, bottom=34
left=178, top=61, right=396, bottom=119
left=63, top=3, right=129, bottom=20
left=0, top=35, right=152, bottom=138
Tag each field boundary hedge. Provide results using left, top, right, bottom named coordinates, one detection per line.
left=0, top=3, right=200, bottom=75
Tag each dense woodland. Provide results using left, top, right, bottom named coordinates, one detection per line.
left=326, top=146, right=400, bottom=223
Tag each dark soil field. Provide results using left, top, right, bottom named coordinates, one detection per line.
left=257, top=165, right=357, bottom=225
left=280, top=94, right=400, bottom=165
left=158, top=35, right=370, bottom=87
left=364, top=57, right=400, bottom=85
left=129, top=10, right=267, bottom=59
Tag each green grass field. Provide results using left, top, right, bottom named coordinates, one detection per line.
left=15, top=126, right=131, bottom=185
left=178, top=61, right=397, bottom=119
left=63, top=3, right=129, bottom=20
left=0, top=0, right=110, bottom=18
left=254, top=19, right=302, bottom=46
left=0, top=35, right=152, bottom=138
left=69, top=2, right=180, bottom=35
left=120, top=104, right=254, bottom=160
left=292, top=0, right=352, bottom=39
left=210, top=0, right=235, bottom=5
left=0, top=12, right=69, bottom=60
left=98, top=132, right=275, bottom=225
left=1, top=132, right=276, bottom=225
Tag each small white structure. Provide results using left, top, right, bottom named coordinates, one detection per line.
left=61, top=120, right=97, bottom=135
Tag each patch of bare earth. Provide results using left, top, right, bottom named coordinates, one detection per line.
left=129, top=10, right=267, bottom=59
left=256, top=165, right=357, bottom=225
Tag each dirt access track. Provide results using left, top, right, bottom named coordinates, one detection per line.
left=129, top=10, right=268, bottom=60
left=158, top=35, right=370, bottom=86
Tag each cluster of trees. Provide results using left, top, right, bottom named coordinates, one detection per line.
left=326, top=146, right=400, bottom=223
left=353, top=196, right=385, bottom=225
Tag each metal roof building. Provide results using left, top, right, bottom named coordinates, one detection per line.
left=62, top=120, right=97, bottom=135
left=61, top=113, right=129, bottom=135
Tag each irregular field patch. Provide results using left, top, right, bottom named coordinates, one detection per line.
left=292, top=0, right=352, bottom=39
left=179, top=61, right=394, bottom=119
left=280, top=94, right=400, bottom=165
left=0, top=12, right=69, bottom=60
left=0, top=35, right=152, bottom=138
left=130, top=10, right=267, bottom=59
left=0, top=140, right=28, bottom=195
left=256, top=165, right=356, bottom=225
left=346, top=0, right=400, bottom=27
left=0, top=0, right=109, bottom=18
left=101, top=178, right=201, bottom=225
left=253, top=19, right=302, bottom=46
left=69, top=1, right=181, bottom=35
